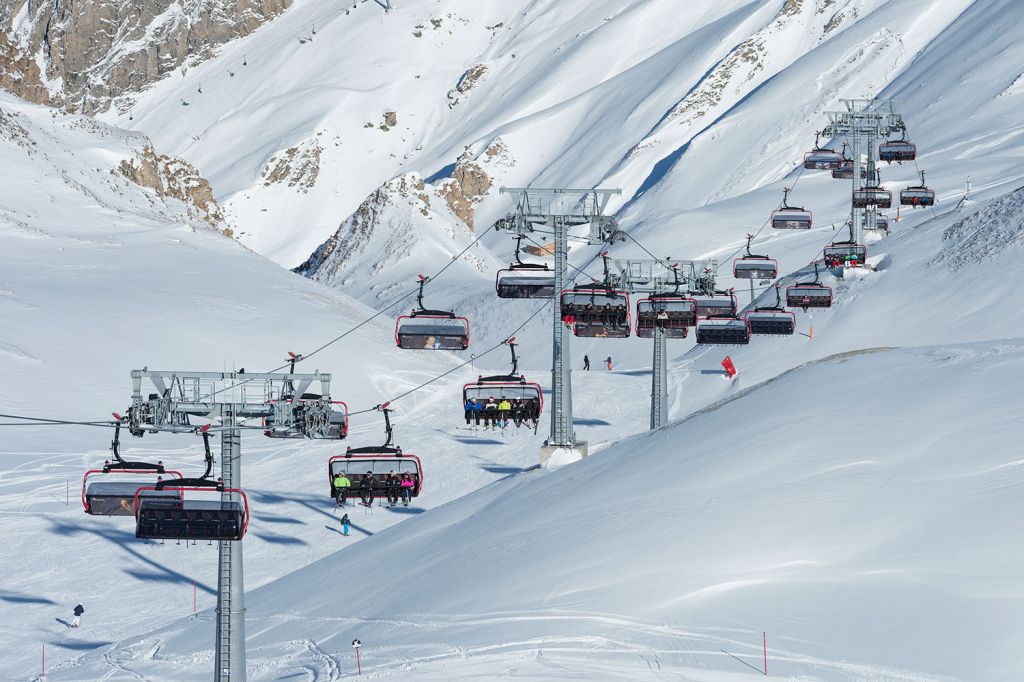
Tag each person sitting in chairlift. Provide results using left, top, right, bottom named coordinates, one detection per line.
left=333, top=470, right=352, bottom=506
left=399, top=472, right=415, bottom=506
left=464, top=398, right=478, bottom=426
left=497, top=397, right=512, bottom=428
left=512, top=398, right=525, bottom=428
left=384, top=470, right=401, bottom=507
left=359, top=471, right=374, bottom=507
left=483, top=397, right=499, bottom=430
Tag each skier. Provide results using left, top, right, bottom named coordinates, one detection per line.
left=606, top=356, right=613, bottom=371
left=359, top=471, right=374, bottom=507
left=471, top=396, right=483, bottom=427
left=512, top=398, right=525, bottom=428
left=71, top=604, right=84, bottom=628
left=384, top=470, right=401, bottom=507
left=464, top=398, right=477, bottom=427
left=583, top=354, right=590, bottom=371
left=497, top=397, right=512, bottom=429
left=483, top=397, right=499, bottom=430
left=333, top=470, right=352, bottom=507
left=340, top=513, right=350, bottom=537
left=399, top=472, right=415, bottom=506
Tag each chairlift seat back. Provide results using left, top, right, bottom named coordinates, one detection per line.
left=85, top=483, right=180, bottom=516
left=135, top=498, right=246, bottom=541
left=852, top=188, right=892, bottom=209
left=771, top=209, right=812, bottom=230
left=695, top=317, right=751, bottom=345
left=496, top=268, right=555, bottom=299
left=745, top=309, right=796, bottom=336
left=804, top=149, right=843, bottom=170
left=879, top=140, right=916, bottom=163
left=395, top=316, right=470, bottom=350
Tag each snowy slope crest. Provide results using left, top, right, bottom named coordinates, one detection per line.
left=296, top=140, right=516, bottom=306
left=0, top=93, right=227, bottom=234
left=931, top=184, right=1024, bottom=269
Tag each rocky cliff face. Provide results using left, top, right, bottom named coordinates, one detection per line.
left=0, top=0, right=291, bottom=114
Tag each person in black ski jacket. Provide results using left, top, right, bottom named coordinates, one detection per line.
left=384, top=470, right=401, bottom=507
left=359, top=472, right=374, bottom=507
left=72, top=604, right=84, bottom=628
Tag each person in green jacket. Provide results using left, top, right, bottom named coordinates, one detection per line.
left=333, top=471, right=352, bottom=507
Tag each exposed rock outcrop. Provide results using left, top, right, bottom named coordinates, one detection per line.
left=0, top=0, right=292, bottom=114
left=261, top=139, right=322, bottom=192
left=116, top=144, right=228, bottom=233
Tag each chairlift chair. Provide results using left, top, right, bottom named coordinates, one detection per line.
left=635, top=295, right=696, bottom=338
left=878, top=137, right=916, bottom=164
left=803, top=132, right=844, bottom=170
left=561, top=255, right=630, bottom=338
left=771, top=188, right=812, bottom=229
left=874, top=214, right=890, bottom=231
left=131, top=427, right=248, bottom=540
left=689, top=289, right=737, bottom=319
left=852, top=185, right=892, bottom=209
left=495, top=235, right=555, bottom=298
left=822, top=240, right=867, bottom=267
left=744, top=286, right=795, bottom=336
left=785, top=264, right=833, bottom=309
left=695, top=315, right=751, bottom=345
left=462, top=338, right=543, bottom=419
left=733, top=234, right=778, bottom=279
left=395, top=275, right=470, bottom=350
left=900, top=170, right=936, bottom=208
left=134, top=481, right=249, bottom=541
left=327, top=405, right=422, bottom=499
left=82, top=423, right=184, bottom=516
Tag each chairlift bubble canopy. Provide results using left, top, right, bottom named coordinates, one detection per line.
left=733, top=256, right=778, bottom=280
left=879, top=139, right=916, bottom=163
left=83, top=466, right=184, bottom=516
left=852, top=186, right=892, bottom=209
left=803, top=147, right=844, bottom=170
left=635, top=296, right=696, bottom=338
left=495, top=264, right=555, bottom=299
left=395, top=313, right=470, bottom=350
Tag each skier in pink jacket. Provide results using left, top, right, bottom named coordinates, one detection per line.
left=399, top=472, right=415, bottom=507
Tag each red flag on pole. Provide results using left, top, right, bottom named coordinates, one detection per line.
left=721, top=356, right=737, bottom=379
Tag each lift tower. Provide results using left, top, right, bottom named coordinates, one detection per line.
left=606, top=259, right=716, bottom=429
left=125, top=369, right=335, bottom=682
left=823, top=99, right=908, bottom=243
left=496, top=188, right=621, bottom=463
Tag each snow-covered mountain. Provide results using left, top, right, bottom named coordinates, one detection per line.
left=0, top=0, right=292, bottom=113
left=2, top=0, right=1023, bottom=679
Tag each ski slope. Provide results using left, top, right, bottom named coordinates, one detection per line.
left=2, top=0, right=1024, bottom=679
